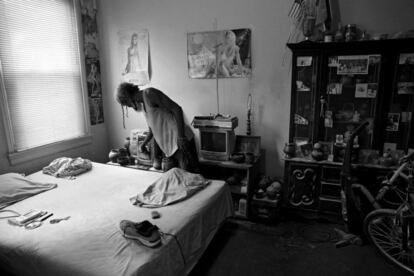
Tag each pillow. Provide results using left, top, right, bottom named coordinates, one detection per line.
left=0, top=173, right=57, bottom=209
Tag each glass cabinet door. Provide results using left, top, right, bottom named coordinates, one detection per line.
left=291, top=55, right=317, bottom=145
left=322, top=54, right=381, bottom=150
left=383, top=53, right=414, bottom=153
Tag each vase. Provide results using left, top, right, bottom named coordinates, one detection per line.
left=283, top=143, right=296, bottom=158
left=302, top=16, right=316, bottom=41
left=108, top=149, right=120, bottom=163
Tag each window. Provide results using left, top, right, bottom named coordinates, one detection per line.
left=0, top=0, right=91, bottom=165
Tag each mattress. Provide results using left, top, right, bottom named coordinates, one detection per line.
left=0, top=162, right=233, bottom=276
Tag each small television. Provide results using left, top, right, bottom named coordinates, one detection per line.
left=199, top=127, right=236, bottom=161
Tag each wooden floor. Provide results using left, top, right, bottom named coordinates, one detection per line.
left=189, top=217, right=409, bottom=276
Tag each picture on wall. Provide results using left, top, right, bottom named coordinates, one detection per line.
left=187, top=28, right=251, bottom=79
left=118, top=29, right=149, bottom=86
left=80, top=0, right=104, bottom=125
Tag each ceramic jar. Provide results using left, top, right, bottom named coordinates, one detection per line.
left=345, top=24, right=357, bottom=42
left=108, top=149, right=120, bottom=163
left=283, top=143, right=296, bottom=158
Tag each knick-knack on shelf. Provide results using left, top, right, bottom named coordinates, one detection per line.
left=246, top=93, right=252, bottom=135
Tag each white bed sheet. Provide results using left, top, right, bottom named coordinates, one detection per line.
left=0, top=162, right=233, bottom=276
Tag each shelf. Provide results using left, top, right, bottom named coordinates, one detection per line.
left=229, top=185, right=247, bottom=195
left=199, top=158, right=255, bottom=169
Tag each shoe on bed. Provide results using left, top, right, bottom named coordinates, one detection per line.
left=120, top=220, right=161, bottom=248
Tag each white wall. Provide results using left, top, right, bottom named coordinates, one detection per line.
left=98, top=0, right=414, bottom=178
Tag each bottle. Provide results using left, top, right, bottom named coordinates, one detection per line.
left=345, top=24, right=357, bottom=42
left=334, top=23, right=344, bottom=42
left=238, top=198, right=247, bottom=216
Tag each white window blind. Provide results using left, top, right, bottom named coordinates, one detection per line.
left=0, top=0, right=89, bottom=154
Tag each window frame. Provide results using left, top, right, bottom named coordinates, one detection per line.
left=0, top=0, right=92, bottom=166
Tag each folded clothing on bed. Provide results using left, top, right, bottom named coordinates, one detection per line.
left=130, top=167, right=210, bottom=208
left=0, top=173, right=57, bottom=209
left=42, top=157, right=92, bottom=178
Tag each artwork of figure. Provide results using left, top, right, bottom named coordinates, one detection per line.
left=118, top=30, right=149, bottom=85
left=187, top=28, right=251, bottom=79
left=218, top=30, right=247, bottom=77
left=87, top=61, right=101, bottom=97
left=123, top=33, right=143, bottom=74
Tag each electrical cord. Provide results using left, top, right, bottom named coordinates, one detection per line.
left=159, top=231, right=186, bottom=266
left=0, top=210, right=20, bottom=219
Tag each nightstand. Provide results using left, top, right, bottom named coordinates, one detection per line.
left=199, top=158, right=260, bottom=219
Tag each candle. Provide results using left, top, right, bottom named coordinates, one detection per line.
left=247, top=93, right=252, bottom=111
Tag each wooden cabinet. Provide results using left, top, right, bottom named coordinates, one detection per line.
left=284, top=159, right=393, bottom=219
left=284, top=39, right=414, bottom=219
left=286, top=162, right=320, bottom=210
left=199, top=158, right=259, bottom=219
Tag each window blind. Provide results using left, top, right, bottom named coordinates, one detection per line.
left=0, top=0, right=88, bottom=152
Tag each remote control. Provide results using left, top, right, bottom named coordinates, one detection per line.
left=8, top=210, right=44, bottom=226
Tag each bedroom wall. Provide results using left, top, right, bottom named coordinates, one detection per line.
left=97, top=0, right=414, bottom=178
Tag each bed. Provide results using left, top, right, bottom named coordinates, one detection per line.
left=0, top=162, right=233, bottom=276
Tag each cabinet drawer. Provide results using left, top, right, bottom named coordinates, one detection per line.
left=320, top=181, right=341, bottom=198
left=321, top=166, right=341, bottom=183
left=319, top=197, right=342, bottom=214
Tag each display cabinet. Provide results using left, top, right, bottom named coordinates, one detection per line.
left=284, top=39, right=414, bottom=219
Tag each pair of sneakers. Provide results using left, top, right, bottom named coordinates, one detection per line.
left=120, top=220, right=161, bottom=247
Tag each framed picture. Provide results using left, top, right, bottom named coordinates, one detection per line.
left=386, top=113, right=400, bottom=131
left=297, top=56, right=312, bottom=67
left=399, top=53, right=414, bottom=65
left=187, top=29, right=251, bottom=79
left=337, top=55, right=369, bottom=75
left=355, top=83, right=368, bottom=98
left=397, top=82, right=414, bottom=94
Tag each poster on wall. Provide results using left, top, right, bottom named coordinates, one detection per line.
left=80, top=0, right=104, bottom=125
left=118, top=29, right=150, bottom=86
left=187, top=28, right=251, bottom=79
left=89, top=98, right=104, bottom=125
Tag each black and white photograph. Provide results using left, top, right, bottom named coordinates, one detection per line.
left=397, top=82, right=414, bottom=94
left=337, top=55, right=369, bottom=75
left=355, top=83, right=368, bottom=98
left=386, top=113, right=400, bottom=131
left=1, top=0, right=414, bottom=276
left=399, top=53, right=414, bottom=64
left=297, top=56, right=312, bottom=67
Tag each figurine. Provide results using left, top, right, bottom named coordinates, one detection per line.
left=352, top=110, right=360, bottom=123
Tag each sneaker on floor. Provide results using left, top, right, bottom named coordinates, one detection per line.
left=120, top=220, right=161, bottom=248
